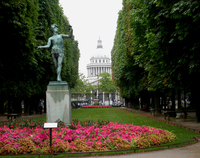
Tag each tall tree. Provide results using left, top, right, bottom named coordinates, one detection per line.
left=0, top=0, right=39, bottom=99
left=112, top=0, right=200, bottom=121
left=99, top=72, right=117, bottom=93
left=0, top=0, right=80, bottom=114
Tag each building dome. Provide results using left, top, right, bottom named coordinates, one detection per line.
left=94, top=37, right=105, bottom=58
left=97, top=37, right=103, bottom=49
left=86, top=37, right=112, bottom=83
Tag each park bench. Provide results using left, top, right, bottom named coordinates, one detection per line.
left=150, top=108, right=163, bottom=116
left=2, top=114, right=19, bottom=120
left=150, top=109, right=156, bottom=116
left=163, top=111, right=177, bottom=121
left=162, top=110, right=195, bottom=121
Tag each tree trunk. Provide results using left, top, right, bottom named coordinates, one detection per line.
left=178, top=89, right=181, bottom=110
left=141, top=90, right=150, bottom=111
left=171, top=89, right=176, bottom=117
left=8, top=99, right=12, bottom=113
left=140, top=96, right=143, bottom=111
left=125, top=98, right=129, bottom=107
left=191, top=73, right=200, bottom=122
left=140, top=91, right=145, bottom=111
left=0, top=98, right=5, bottom=114
left=132, top=97, right=139, bottom=109
left=154, top=90, right=160, bottom=114
left=161, top=94, right=163, bottom=110
left=163, top=93, right=166, bottom=110
left=13, top=98, right=22, bottom=117
left=24, top=98, right=30, bottom=116
left=151, top=93, right=155, bottom=109
left=146, top=94, right=150, bottom=112
left=171, top=89, right=176, bottom=110
left=184, top=90, right=187, bottom=119
left=190, top=84, right=196, bottom=110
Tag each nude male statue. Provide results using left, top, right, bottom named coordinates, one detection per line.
left=37, top=24, right=73, bottom=81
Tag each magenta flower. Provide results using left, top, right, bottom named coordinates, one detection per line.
left=0, top=121, right=177, bottom=155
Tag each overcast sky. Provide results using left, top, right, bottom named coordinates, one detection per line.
left=59, top=0, right=123, bottom=77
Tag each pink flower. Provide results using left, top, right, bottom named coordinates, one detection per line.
left=14, top=144, right=19, bottom=149
left=0, top=121, right=176, bottom=153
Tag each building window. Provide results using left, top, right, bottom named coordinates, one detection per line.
left=103, top=60, right=105, bottom=63
left=96, top=60, right=97, bottom=63
left=99, top=60, right=101, bottom=63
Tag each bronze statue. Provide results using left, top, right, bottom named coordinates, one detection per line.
left=37, top=24, right=73, bottom=81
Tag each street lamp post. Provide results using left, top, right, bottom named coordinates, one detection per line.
left=97, top=74, right=99, bottom=99
left=93, top=74, right=100, bottom=105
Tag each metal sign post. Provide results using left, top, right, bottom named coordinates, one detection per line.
left=44, top=123, right=58, bottom=147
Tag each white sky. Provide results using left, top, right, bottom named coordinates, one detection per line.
left=59, top=0, right=123, bottom=77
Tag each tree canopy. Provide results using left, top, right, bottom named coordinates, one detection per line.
left=71, top=73, right=95, bottom=94
left=99, top=72, right=118, bottom=93
left=0, top=0, right=80, bottom=113
left=112, top=0, right=200, bottom=121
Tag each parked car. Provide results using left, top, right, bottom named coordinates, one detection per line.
left=112, top=102, right=122, bottom=107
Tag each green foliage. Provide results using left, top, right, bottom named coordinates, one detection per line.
left=71, top=73, right=95, bottom=98
left=5, top=118, right=66, bottom=129
left=35, top=0, right=80, bottom=89
left=0, top=0, right=39, bottom=98
left=111, top=0, right=200, bottom=99
left=111, top=2, right=146, bottom=98
left=99, top=72, right=117, bottom=92
left=71, top=73, right=94, bottom=93
left=0, top=0, right=80, bottom=109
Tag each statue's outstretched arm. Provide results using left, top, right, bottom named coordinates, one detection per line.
left=62, top=26, right=73, bottom=38
left=37, top=38, right=51, bottom=49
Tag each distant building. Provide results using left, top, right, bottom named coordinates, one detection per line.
left=84, top=37, right=122, bottom=106
left=87, top=37, right=112, bottom=84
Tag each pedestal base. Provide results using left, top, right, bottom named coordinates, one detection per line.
left=46, top=81, right=71, bottom=125
left=94, top=99, right=99, bottom=105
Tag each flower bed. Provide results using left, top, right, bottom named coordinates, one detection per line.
left=0, top=120, right=177, bottom=155
left=81, top=105, right=111, bottom=108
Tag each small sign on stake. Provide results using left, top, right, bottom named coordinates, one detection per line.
left=44, top=123, right=58, bottom=147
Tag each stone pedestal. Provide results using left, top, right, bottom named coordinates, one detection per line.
left=94, top=99, right=99, bottom=105
left=46, top=81, right=71, bottom=125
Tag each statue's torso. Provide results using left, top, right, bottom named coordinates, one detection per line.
left=51, top=35, right=64, bottom=54
left=51, top=35, right=63, bottom=50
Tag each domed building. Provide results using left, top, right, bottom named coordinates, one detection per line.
left=87, top=37, right=112, bottom=84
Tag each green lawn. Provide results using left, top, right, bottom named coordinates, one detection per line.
left=72, top=108, right=199, bottom=143
left=33, top=108, right=200, bottom=144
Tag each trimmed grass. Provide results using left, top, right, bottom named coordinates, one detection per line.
left=71, top=108, right=200, bottom=144
left=31, top=108, right=200, bottom=144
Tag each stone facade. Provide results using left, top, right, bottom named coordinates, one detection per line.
left=87, top=37, right=112, bottom=84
